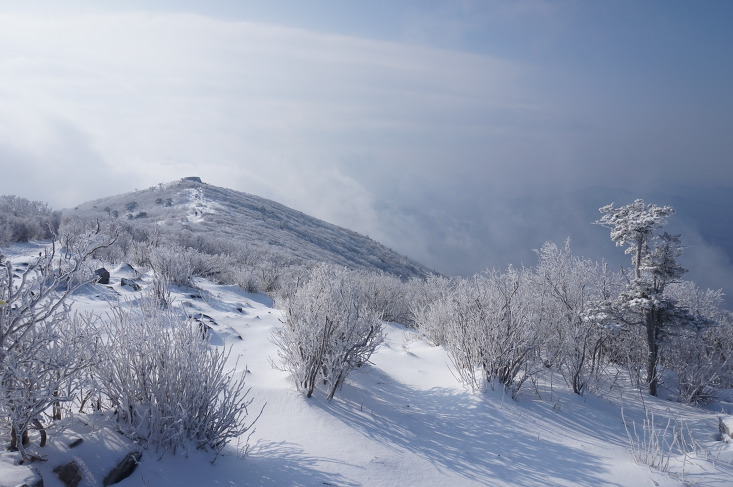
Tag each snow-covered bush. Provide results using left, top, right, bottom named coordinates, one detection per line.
left=475, top=268, right=542, bottom=396
left=410, top=275, right=456, bottom=345
left=149, top=245, right=195, bottom=287
left=0, top=231, right=112, bottom=460
left=663, top=281, right=732, bottom=403
left=0, top=310, right=96, bottom=454
left=439, top=275, right=493, bottom=391
left=664, top=328, right=728, bottom=404
left=0, top=195, right=60, bottom=245
left=359, top=270, right=412, bottom=324
left=533, top=241, right=619, bottom=394
left=0, top=223, right=13, bottom=247
left=417, top=268, right=542, bottom=397
left=273, top=264, right=383, bottom=400
left=93, top=298, right=259, bottom=457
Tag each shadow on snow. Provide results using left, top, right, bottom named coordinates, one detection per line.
left=318, top=368, right=628, bottom=487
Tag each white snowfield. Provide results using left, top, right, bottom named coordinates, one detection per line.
left=2, top=250, right=733, bottom=486
left=184, top=186, right=222, bottom=224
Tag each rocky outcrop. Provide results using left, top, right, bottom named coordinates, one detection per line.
left=102, top=451, right=142, bottom=486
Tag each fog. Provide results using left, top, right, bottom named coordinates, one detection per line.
left=0, top=4, right=731, bottom=302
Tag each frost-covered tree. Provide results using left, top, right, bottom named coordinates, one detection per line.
left=595, top=200, right=708, bottom=396
left=0, top=195, right=60, bottom=245
left=534, top=240, right=620, bottom=395
left=0, top=229, right=113, bottom=460
left=663, top=281, right=732, bottom=403
left=273, top=264, right=383, bottom=400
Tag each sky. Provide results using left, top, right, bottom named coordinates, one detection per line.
left=1, top=1, right=732, bottom=287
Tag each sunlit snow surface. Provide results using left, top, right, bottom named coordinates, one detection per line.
left=184, top=186, right=222, bottom=223
left=70, top=178, right=432, bottom=279
left=2, top=245, right=733, bottom=486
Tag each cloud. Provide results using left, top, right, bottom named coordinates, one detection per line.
left=1, top=9, right=731, bottom=304
left=0, top=11, right=535, bottom=224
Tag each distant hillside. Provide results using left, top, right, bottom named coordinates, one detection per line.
left=69, top=177, right=433, bottom=279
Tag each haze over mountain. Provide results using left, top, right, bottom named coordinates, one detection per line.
left=429, top=185, right=733, bottom=303
left=2, top=4, right=731, bottom=303
left=70, top=177, right=433, bottom=279
left=65, top=177, right=733, bottom=307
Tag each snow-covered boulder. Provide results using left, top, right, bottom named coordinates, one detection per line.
left=112, top=263, right=138, bottom=279
left=0, top=454, right=42, bottom=487
left=14, top=416, right=144, bottom=487
left=120, top=277, right=141, bottom=291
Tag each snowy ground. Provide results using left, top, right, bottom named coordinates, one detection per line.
left=2, top=246, right=733, bottom=486
left=183, top=186, right=221, bottom=224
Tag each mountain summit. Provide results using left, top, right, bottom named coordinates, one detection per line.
left=71, top=177, right=433, bottom=279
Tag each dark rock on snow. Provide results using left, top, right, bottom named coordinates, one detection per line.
left=94, top=268, right=110, bottom=285
left=120, top=278, right=141, bottom=291
left=103, top=451, right=142, bottom=486
left=53, top=461, right=82, bottom=487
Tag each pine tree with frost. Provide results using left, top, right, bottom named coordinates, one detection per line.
left=595, top=199, right=709, bottom=396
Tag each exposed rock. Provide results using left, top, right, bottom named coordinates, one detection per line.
left=719, top=416, right=733, bottom=440
left=53, top=461, right=81, bottom=487
left=68, top=438, right=83, bottom=449
left=94, top=268, right=110, bottom=285
left=102, top=451, right=142, bottom=486
left=120, top=278, right=141, bottom=291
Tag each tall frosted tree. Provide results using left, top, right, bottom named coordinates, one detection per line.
left=596, top=199, right=704, bottom=396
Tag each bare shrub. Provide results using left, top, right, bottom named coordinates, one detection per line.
left=622, top=408, right=700, bottom=472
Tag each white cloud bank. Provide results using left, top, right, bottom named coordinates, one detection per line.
left=1, top=10, right=731, bottom=297
left=0, top=12, right=530, bottom=201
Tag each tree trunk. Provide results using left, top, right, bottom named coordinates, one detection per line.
left=645, top=307, right=659, bottom=396
left=10, top=425, right=29, bottom=450
left=53, top=387, right=62, bottom=420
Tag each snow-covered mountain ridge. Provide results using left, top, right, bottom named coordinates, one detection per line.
left=69, top=177, right=433, bottom=279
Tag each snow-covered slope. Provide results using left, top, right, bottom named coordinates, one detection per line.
left=3, top=247, right=732, bottom=487
left=68, top=177, right=433, bottom=279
